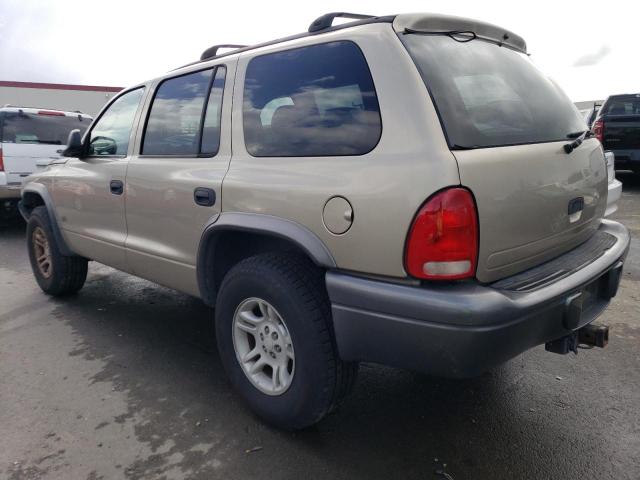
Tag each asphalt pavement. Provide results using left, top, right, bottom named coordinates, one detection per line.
left=1, top=173, right=639, bottom=480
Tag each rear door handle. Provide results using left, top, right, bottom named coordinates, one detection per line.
left=110, top=180, right=124, bottom=195
left=194, top=187, right=216, bottom=207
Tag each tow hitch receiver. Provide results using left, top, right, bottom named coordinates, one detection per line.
left=578, top=323, right=609, bottom=348
left=545, top=324, right=609, bottom=354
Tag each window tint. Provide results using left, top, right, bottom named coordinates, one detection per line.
left=201, top=67, right=226, bottom=155
left=88, top=88, right=144, bottom=156
left=602, top=95, right=640, bottom=116
left=243, top=41, right=382, bottom=157
left=143, top=70, right=212, bottom=155
left=0, top=113, right=90, bottom=145
left=402, top=35, right=585, bottom=148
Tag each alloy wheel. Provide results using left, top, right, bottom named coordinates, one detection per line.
left=33, top=227, right=53, bottom=279
left=232, top=297, right=295, bottom=396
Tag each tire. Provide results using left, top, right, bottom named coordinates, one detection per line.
left=215, top=253, right=358, bottom=430
left=26, top=206, right=88, bottom=296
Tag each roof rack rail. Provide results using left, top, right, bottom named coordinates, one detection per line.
left=200, top=44, right=248, bottom=61
left=308, top=12, right=375, bottom=32
left=176, top=14, right=393, bottom=71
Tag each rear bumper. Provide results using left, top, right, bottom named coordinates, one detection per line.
left=605, top=179, right=622, bottom=217
left=0, top=186, right=22, bottom=200
left=609, top=149, right=640, bottom=170
left=327, top=220, right=630, bottom=378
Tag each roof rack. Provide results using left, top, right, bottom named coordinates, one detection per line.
left=200, top=44, right=248, bottom=61
left=308, top=12, right=375, bottom=32
left=176, top=14, right=393, bottom=71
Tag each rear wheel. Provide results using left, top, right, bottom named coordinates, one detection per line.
left=27, top=206, right=88, bottom=296
left=215, top=253, right=358, bottom=430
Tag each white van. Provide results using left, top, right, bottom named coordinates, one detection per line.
left=0, top=106, right=91, bottom=221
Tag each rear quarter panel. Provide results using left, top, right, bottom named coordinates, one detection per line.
left=222, top=24, right=461, bottom=278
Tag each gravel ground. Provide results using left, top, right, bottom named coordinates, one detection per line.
left=1, top=172, right=639, bottom=480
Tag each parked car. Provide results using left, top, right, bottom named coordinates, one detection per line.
left=0, top=106, right=91, bottom=222
left=19, top=12, right=629, bottom=429
left=578, top=102, right=600, bottom=128
left=592, top=94, right=640, bottom=173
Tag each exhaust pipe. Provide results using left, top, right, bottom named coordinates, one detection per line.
left=545, top=324, right=609, bottom=354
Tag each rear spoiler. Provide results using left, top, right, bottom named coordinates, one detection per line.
left=393, top=13, right=527, bottom=54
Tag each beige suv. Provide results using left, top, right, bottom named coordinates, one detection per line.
left=20, top=13, right=630, bottom=429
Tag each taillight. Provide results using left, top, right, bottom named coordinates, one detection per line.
left=37, top=110, right=65, bottom=116
left=593, top=119, right=604, bottom=143
left=0, top=148, right=4, bottom=172
left=405, top=187, right=478, bottom=280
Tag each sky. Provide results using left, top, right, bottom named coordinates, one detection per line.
left=0, top=0, right=638, bottom=102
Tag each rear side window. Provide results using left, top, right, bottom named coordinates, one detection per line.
left=243, top=41, right=382, bottom=157
left=143, top=70, right=211, bottom=155
left=401, top=34, right=585, bottom=149
left=142, top=67, right=226, bottom=156
left=0, top=112, right=90, bottom=145
left=201, top=67, right=226, bottom=155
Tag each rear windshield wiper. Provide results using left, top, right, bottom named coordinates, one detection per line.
left=564, top=130, right=593, bottom=153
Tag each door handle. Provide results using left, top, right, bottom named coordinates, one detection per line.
left=194, top=187, right=216, bottom=207
left=110, top=180, right=124, bottom=195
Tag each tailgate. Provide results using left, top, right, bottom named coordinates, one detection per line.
left=1, top=143, right=62, bottom=184
left=602, top=115, right=640, bottom=150
left=454, top=139, right=608, bottom=283
left=399, top=29, right=609, bottom=283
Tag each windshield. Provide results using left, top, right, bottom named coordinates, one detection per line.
left=0, top=112, right=90, bottom=145
left=401, top=34, right=585, bottom=149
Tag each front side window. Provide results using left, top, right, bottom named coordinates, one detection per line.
left=243, top=41, right=382, bottom=157
left=88, top=88, right=144, bottom=156
left=401, top=34, right=585, bottom=148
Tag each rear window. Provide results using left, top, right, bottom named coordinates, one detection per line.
left=243, top=41, right=382, bottom=157
left=401, top=34, right=585, bottom=149
left=0, top=112, right=90, bottom=145
left=602, top=95, right=640, bottom=116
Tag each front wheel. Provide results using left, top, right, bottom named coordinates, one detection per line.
left=215, top=253, right=358, bottom=430
left=27, top=206, right=88, bottom=296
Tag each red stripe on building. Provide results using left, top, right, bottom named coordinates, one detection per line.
left=0, top=80, right=123, bottom=93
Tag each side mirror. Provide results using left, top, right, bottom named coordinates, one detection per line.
left=90, top=136, right=118, bottom=155
left=62, top=129, right=84, bottom=158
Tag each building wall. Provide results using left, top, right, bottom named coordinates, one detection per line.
left=575, top=100, right=604, bottom=110
left=0, top=81, right=123, bottom=117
